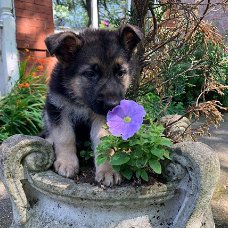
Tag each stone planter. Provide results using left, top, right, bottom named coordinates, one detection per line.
left=0, top=135, right=219, bottom=228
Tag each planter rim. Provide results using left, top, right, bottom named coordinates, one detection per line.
left=28, top=170, right=177, bottom=203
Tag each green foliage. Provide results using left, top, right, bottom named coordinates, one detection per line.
left=99, top=0, right=127, bottom=28
left=96, top=120, right=172, bottom=182
left=53, top=0, right=88, bottom=28
left=80, top=149, right=94, bottom=161
left=166, top=102, right=186, bottom=115
left=207, top=51, right=228, bottom=106
left=160, top=34, right=227, bottom=107
left=0, top=61, right=47, bottom=143
left=53, top=0, right=127, bottom=29
left=137, top=93, right=162, bottom=120
left=137, top=92, right=185, bottom=121
left=80, top=141, right=94, bottom=160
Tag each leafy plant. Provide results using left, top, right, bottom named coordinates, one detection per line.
left=0, top=59, right=47, bottom=143
left=96, top=100, right=172, bottom=182
left=123, top=1, right=227, bottom=140
left=80, top=141, right=94, bottom=161
left=137, top=92, right=185, bottom=121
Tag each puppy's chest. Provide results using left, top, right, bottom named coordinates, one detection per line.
left=67, top=107, right=92, bottom=147
left=67, top=106, right=91, bottom=125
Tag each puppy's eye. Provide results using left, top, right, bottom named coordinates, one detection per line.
left=83, top=71, right=96, bottom=78
left=117, top=69, right=127, bottom=78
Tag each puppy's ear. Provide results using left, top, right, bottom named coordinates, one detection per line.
left=45, top=32, right=83, bottom=64
left=119, top=24, right=143, bottom=52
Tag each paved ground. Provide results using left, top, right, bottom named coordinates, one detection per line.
left=0, top=181, right=12, bottom=228
left=197, top=113, right=228, bottom=228
left=0, top=114, right=227, bottom=227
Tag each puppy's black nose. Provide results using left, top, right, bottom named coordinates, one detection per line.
left=105, top=99, right=120, bottom=110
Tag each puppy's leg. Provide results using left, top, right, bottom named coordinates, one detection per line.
left=91, top=115, right=121, bottom=186
left=47, top=121, right=79, bottom=178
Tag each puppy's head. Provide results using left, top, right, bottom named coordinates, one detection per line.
left=45, top=25, right=143, bottom=115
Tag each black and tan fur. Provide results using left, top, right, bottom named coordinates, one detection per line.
left=42, top=25, right=143, bottom=186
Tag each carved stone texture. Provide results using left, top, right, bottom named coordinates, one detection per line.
left=168, top=142, right=220, bottom=228
left=0, top=135, right=220, bottom=228
left=159, top=114, right=191, bottom=142
left=0, top=134, right=54, bottom=225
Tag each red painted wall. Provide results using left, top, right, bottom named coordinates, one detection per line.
left=15, top=0, right=56, bottom=76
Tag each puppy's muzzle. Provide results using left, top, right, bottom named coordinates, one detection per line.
left=97, top=93, right=121, bottom=111
left=104, top=99, right=120, bottom=110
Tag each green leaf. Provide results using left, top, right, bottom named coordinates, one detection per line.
left=131, top=145, right=144, bottom=157
left=80, top=150, right=93, bottom=160
left=140, top=170, right=149, bottom=181
left=121, top=168, right=133, bottom=180
left=110, top=153, right=130, bottom=166
left=136, top=169, right=141, bottom=179
left=160, top=138, right=173, bottom=147
left=163, top=150, right=171, bottom=159
left=129, top=139, right=142, bottom=146
left=149, top=160, right=162, bottom=174
left=150, top=148, right=166, bottom=158
left=96, top=155, right=108, bottom=165
left=112, top=165, right=121, bottom=172
left=135, top=157, right=148, bottom=168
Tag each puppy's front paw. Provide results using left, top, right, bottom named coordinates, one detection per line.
left=95, top=162, right=122, bottom=186
left=54, top=156, right=79, bottom=178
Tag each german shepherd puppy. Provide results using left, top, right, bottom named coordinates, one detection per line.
left=43, top=24, right=143, bottom=186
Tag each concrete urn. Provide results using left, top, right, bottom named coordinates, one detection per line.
left=0, top=134, right=220, bottom=228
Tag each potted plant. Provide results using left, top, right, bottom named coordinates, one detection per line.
left=95, top=99, right=172, bottom=184
left=0, top=100, right=220, bottom=227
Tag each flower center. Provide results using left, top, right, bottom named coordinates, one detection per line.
left=124, top=116, right=131, bottom=123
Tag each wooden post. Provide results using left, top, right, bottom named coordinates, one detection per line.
left=0, top=0, right=19, bottom=96
left=127, top=0, right=131, bottom=12
left=91, top=0, right=98, bottom=28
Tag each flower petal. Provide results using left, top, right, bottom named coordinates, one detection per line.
left=107, top=105, right=125, bottom=120
left=107, top=99, right=146, bottom=140
left=107, top=116, right=125, bottom=136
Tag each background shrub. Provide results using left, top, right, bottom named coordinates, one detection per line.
left=0, top=59, right=47, bottom=143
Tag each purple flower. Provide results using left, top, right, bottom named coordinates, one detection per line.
left=107, top=100, right=146, bottom=140
left=101, top=20, right=110, bottom=27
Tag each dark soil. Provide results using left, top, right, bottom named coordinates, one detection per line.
left=73, top=144, right=166, bottom=187
left=73, top=164, right=166, bottom=188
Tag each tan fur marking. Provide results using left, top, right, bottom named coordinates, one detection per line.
left=114, top=57, right=131, bottom=90
left=69, top=77, right=85, bottom=99
left=47, top=119, right=79, bottom=178
left=123, top=74, right=131, bottom=91
left=114, top=57, right=125, bottom=65
left=90, top=114, right=122, bottom=186
left=88, top=57, right=102, bottom=66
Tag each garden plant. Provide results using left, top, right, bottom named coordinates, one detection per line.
left=0, top=52, right=47, bottom=143
left=96, top=100, right=172, bottom=182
